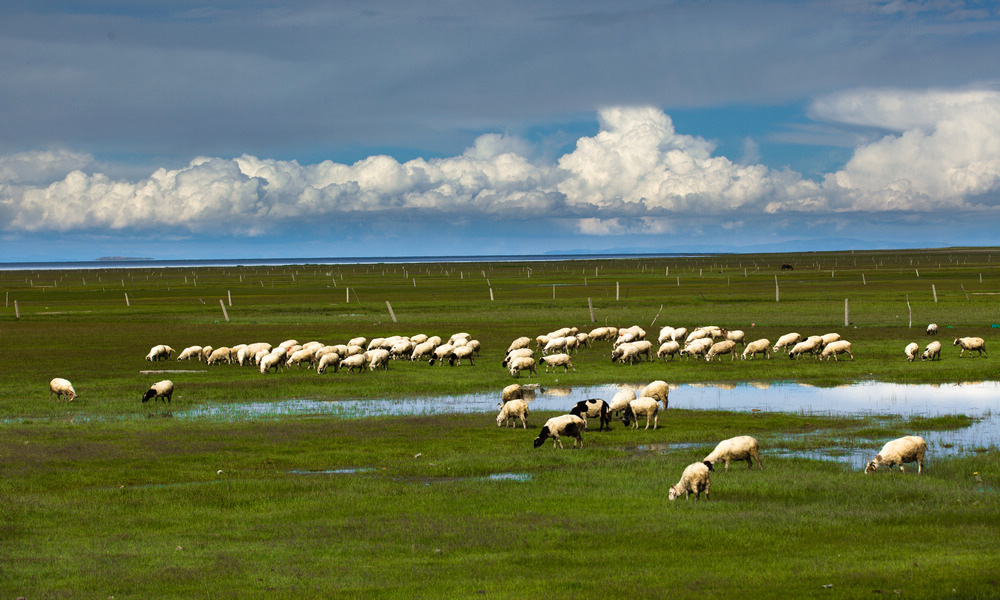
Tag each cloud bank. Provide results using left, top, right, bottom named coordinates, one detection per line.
left=2, top=88, right=999, bottom=242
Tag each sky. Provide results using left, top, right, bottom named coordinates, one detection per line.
left=3, top=0, right=1000, bottom=262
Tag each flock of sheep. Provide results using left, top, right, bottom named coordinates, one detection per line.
left=904, top=323, right=988, bottom=362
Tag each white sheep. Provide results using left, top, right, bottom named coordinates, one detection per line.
left=611, top=343, right=643, bottom=365
left=640, top=380, right=670, bottom=411
left=865, top=436, right=928, bottom=474
left=588, top=326, right=617, bottom=342
left=448, top=332, right=472, bottom=345
left=904, top=342, right=920, bottom=362
left=176, top=346, right=203, bottom=361
left=410, top=333, right=429, bottom=345
left=532, top=414, right=586, bottom=449
left=389, top=340, right=415, bottom=360
left=657, top=326, right=676, bottom=345
left=657, top=341, right=681, bottom=361
left=540, top=353, right=576, bottom=373
left=502, top=348, right=535, bottom=367
left=788, top=337, right=822, bottom=359
left=508, top=356, right=537, bottom=378
left=680, top=338, right=712, bottom=359
left=670, top=327, right=688, bottom=342
left=501, top=384, right=524, bottom=404
left=953, top=337, right=987, bottom=358
left=668, top=461, right=713, bottom=501
left=705, top=340, right=738, bottom=362
left=724, top=329, right=746, bottom=346
left=316, top=352, right=341, bottom=374
left=926, top=323, right=938, bottom=335
left=410, top=340, right=437, bottom=362
left=339, top=354, right=367, bottom=373
left=259, top=351, right=285, bottom=374
left=288, top=348, right=316, bottom=368
left=347, top=336, right=367, bottom=348
left=48, top=377, right=77, bottom=401
left=703, top=436, right=762, bottom=471
left=448, top=345, right=476, bottom=366
left=206, top=346, right=232, bottom=365
left=608, top=389, right=637, bottom=418
left=819, top=340, right=853, bottom=361
left=820, top=333, right=841, bottom=346
left=741, top=338, right=771, bottom=360
left=773, top=332, right=801, bottom=351
left=921, top=340, right=942, bottom=361
left=507, top=336, right=532, bottom=353
left=575, top=332, right=591, bottom=348
left=496, top=399, right=530, bottom=428
left=145, top=344, right=173, bottom=362
left=428, top=343, right=455, bottom=366
left=200, top=346, right=214, bottom=362
left=277, top=339, right=299, bottom=351
left=622, top=397, right=659, bottom=429
left=542, top=336, right=570, bottom=355
left=365, top=349, right=390, bottom=371
left=142, top=380, right=174, bottom=403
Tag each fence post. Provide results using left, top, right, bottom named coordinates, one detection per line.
left=219, top=299, right=230, bottom=322
left=386, top=301, right=397, bottom=323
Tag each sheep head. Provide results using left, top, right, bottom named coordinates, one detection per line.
left=864, top=456, right=882, bottom=474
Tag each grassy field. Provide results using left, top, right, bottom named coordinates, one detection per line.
left=1, top=248, right=999, bottom=598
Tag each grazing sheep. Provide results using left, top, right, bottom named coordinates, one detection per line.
left=953, top=337, right=987, bottom=358
left=588, top=326, right=616, bottom=342
left=622, top=397, right=659, bottom=430
left=410, top=340, right=437, bottom=362
left=48, top=377, right=77, bottom=402
left=497, top=399, right=530, bottom=428
left=608, top=389, right=637, bottom=417
left=145, top=344, right=173, bottom=362
left=508, top=356, right=538, bottom=378
left=176, top=346, right=203, bottom=361
left=742, top=338, right=771, bottom=360
left=542, top=336, right=571, bottom=355
left=670, top=327, right=688, bottom=342
left=680, top=338, right=713, bottom=360
left=277, top=339, right=299, bottom=351
left=501, top=384, right=524, bottom=403
left=621, top=325, right=646, bottom=340
left=921, top=340, right=942, bottom=361
left=200, top=346, right=214, bottom=362
left=788, top=337, right=822, bottom=359
left=657, top=326, right=676, bottom=345
left=706, top=340, right=738, bottom=362
left=773, top=332, right=802, bottom=351
left=389, top=340, right=415, bottom=360
left=466, top=339, right=482, bottom=355
left=507, top=336, right=532, bottom=353
left=685, top=328, right=712, bottom=343
left=926, top=323, right=938, bottom=335
left=820, top=333, right=842, bottom=346
left=612, top=343, right=644, bottom=365
left=206, top=346, right=232, bottom=365
left=347, top=336, right=367, bottom=348
left=668, top=461, right=713, bottom=501
left=448, top=344, right=476, bottom=366
left=259, top=351, right=285, bottom=374
left=628, top=340, right=653, bottom=361
left=288, top=348, right=316, bottom=368
left=570, top=398, right=611, bottom=431
left=316, top=352, right=341, bottom=374
left=703, top=436, right=762, bottom=471
left=540, top=353, right=576, bottom=373
left=575, top=333, right=591, bottom=348
left=865, top=436, right=928, bottom=474
left=532, top=414, right=586, bottom=449
left=339, top=354, right=367, bottom=373
left=503, top=348, right=535, bottom=367
left=448, top=332, right=472, bottom=345
left=428, top=343, right=456, bottom=366
left=904, top=342, right=920, bottom=362
left=410, top=333, right=429, bottom=345
left=366, top=349, right=390, bottom=371
left=819, top=340, right=853, bottom=361
left=640, top=380, right=670, bottom=411
left=724, top=329, right=746, bottom=346
left=657, top=341, right=681, bottom=361
left=142, top=380, right=174, bottom=403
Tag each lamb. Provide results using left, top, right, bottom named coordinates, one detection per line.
left=145, top=344, right=173, bottom=362
left=773, top=332, right=801, bottom=351
left=540, top=353, right=576, bottom=373
left=206, top=346, right=232, bottom=365
left=657, top=341, right=681, bottom=361
left=705, top=340, right=738, bottom=362
left=608, top=389, right=637, bottom=417
left=48, top=377, right=77, bottom=401
left=921, top=340, right=942, bottom=361
left=742, top=338, right=771, bottom=360
left=819, top=340, right=853, bottom=361
left=532, top=414, right=586, bottom=449
left=507, top=336, right=532, bottom=353
left=496, top=399, right=530, bottom=428
left=640, top=380, right=670, bottom=411
left=338, top=354, right=367, bottom=373
left=502, top=348, right=535, bottom=367
left=703, top=436, right=762, bottom=471
left=508, top=356, right=538, bottom=378
left=316, top=352, right=341, bottom=374
left=141, top=380, right=174, bottom=403
left=668, top=461, right=713, bottom=501
left=501, top=384, right=524, bottom=404
left=865, top=436, right=928, bottom=474
left=448, top=344, right=476, bottom=366
left=176, top=346, right=203, bottom=361
left=926, top=323, right=938, bottom=335
left=622, top=397, right=659, bottom=429
left=953, top=337, right=987, bottom=358
left=905, top=342, right=920, bottom=362
left=570, top=398, right=611, bottom=430
left=788, top=337, right=822, bottom=359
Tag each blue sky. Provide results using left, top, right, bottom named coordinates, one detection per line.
left=3, top=1, right=1000, bottom=261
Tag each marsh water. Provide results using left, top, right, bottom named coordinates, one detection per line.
left=177, top=380, right=1000, bottom=468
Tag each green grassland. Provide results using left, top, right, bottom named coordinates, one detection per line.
left=1, top=248, right=999, bottom=598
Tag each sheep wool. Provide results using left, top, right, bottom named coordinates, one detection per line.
left=532, top=414, right=586, bottom=449
left=904, top=343, right=920, bottom=362
left=865, top=436, right=928, bottom=474
left=142, top=380, right=174, bottom=403
left=623, top=397, right=659, bottom=430
left=669, top=461, right=713, bottom=501
left=49, top=377, right=77, bottom=402
left=773, top=332, right=801, bottom=351
left=706, top=340, right=738, bottom=362
left=540, top=353, right=576, bottom=373
left=496, top=399, right=530, bottom=429
left=608, top=389, right=637, bottom=416
left=508, top=356, right=537, bottom=378
left=953, top=337, right=987, bottom=358
left=703, top=436, right=762, bottom=472
left=921, top=341, right=942, bottom=361
left=570, top=398, right=611, bottom=431
left=819, top=340, right=853, bottom=361
left=742, top=339, right=771, bottom=360
left=640, top=380, right=669, bottom=411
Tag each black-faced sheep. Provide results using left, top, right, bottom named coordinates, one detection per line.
left=448, top=344, right=476, bottom=366
left=865, top=436, right=927, bottom=474
left=703, top=436, right=762, bottom=471
left=532, top=414, right=586, bottom=449
left=496, top=399, right=529, bottom=428
left=428, top=343, right=455, bottom=366
left=921, top=341, right=942, bottom=361
left=953, top=337, right=987, bottom=358
left=48, top=377, right=77, bottom=402
left=142, top=380, right=174, bottom=403
left=622, top=397, right=659, bottom=430
left=668, top=461, right=713, bottom=501
left=926, top=323, right=938, bottom=335
left=570, top=398, right=611, bottom=431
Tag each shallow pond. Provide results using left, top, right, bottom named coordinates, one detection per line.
left=176, top=380, right=1000, bottom=468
